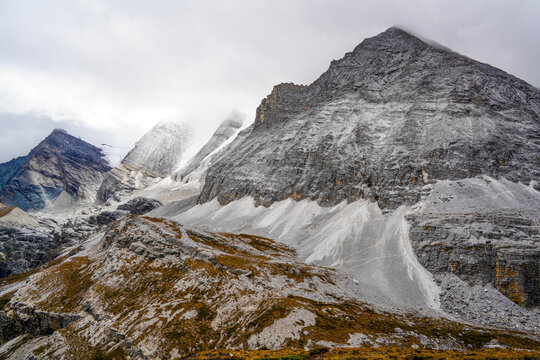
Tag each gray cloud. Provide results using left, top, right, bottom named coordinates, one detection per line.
left=0, top=0, right=539, bottom=162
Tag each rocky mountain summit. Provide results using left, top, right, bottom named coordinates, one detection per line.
left=0, top=129, right=111, bottom=211
left=200, top=27, right=539, bottom=208
left=0, top=130, right=113, bottom=278
left=189, top=27, right=540, bottom=310
left=97, top=122, right=192, bottom=204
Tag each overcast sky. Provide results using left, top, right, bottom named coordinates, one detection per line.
left=1, top=0, right=539, bottom=162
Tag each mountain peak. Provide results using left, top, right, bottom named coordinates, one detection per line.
left=383, top=26, right=416, bottom=37
left=48, top=128, right=70, bottom=139
left=352, top=26, right=433, bottom=54
left=353, top=26, right=455, bottom=55
left=38, top=128, right=104, bottom=156
left=45, top=128, right=77, bottom=143
left=50, top=128, right=67, bottom=134
left=121, top=121, right=192, bottom=177
left=0, top=127, right=111, bottom=211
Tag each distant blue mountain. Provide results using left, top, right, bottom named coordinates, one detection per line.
left=0, top=155, right=27, bottom=190
left=0, top=129, right=111, bottom=211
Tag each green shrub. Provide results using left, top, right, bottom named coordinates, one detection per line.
left=165, top=330, right=186, bottom=339
left=309, top=346, right=329, bottom=357
left=89, top=350, right=112, bottom=360
left=196, top=304, right=214, bottom=321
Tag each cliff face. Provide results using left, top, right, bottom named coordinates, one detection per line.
left=199, top=27, right=539, bottom=208
left=193, top=27, right=540, bottom=308
left=0, top=157, right=27, bottom=190
left=0, top=129, right=111, bottom=211
left=122, top=122, right=191, bottom=178
left=254, top=83, right=308, bottom=130
left=406, top=177, right=540, bottom=308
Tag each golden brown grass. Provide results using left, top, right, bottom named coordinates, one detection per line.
left=185, top=347, right=540, bottom=360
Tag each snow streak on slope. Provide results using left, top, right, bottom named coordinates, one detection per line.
left=95, top=143, right=130, bottom=167
left=171, top=197, right=440, bottom=309
left=172, top=111, right=245, bottom=181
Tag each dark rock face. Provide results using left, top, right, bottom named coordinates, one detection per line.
left=0, top=214, right=100, bottom=278
left=0, top=156, right=27, bottom=190
left=408, top=210, right=540, bottom=307
left=0, top=129, right=111, bottom=211
left=89, top=197, right=162, bottom=226
left=10, top=302, right=82, bottom=336
left=199, top=27, right=540, bottom=209
left=116, top=197, right=162, bottom=215
left=89, top=210, right=124, bottom=226
left=0, top=302, right=81, bottom=344
left=0, top=313, right=20, bottom=343
left=0, top=227, right=60, bottom=278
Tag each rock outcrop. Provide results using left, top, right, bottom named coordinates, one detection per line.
left=0, top=129, right=111, bottom=211
left=0, top=225, right=58, bottom=278
left=116, top=197, right=163, bottom=215
left=0, top=209, right=100, bottom=278
left=89, top=197, right=163, bottom=225
left=0, top=157, right=27, bottom=190
left=406, top=176, right=540, bottom=308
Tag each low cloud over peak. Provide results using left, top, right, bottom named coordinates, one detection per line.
left=1, top=0, right=539, bottom=162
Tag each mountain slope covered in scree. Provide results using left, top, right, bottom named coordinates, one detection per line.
left=182, top=27, right=540, bottom=309
left=1, top=216, right=538, bottom=359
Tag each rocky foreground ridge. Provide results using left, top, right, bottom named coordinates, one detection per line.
left=0, top=216, right=538, bottom=359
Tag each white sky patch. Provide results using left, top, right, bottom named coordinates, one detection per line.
left=0, top=65, right=181, bottom=132
left=0, top=0, right=539, bottom=161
